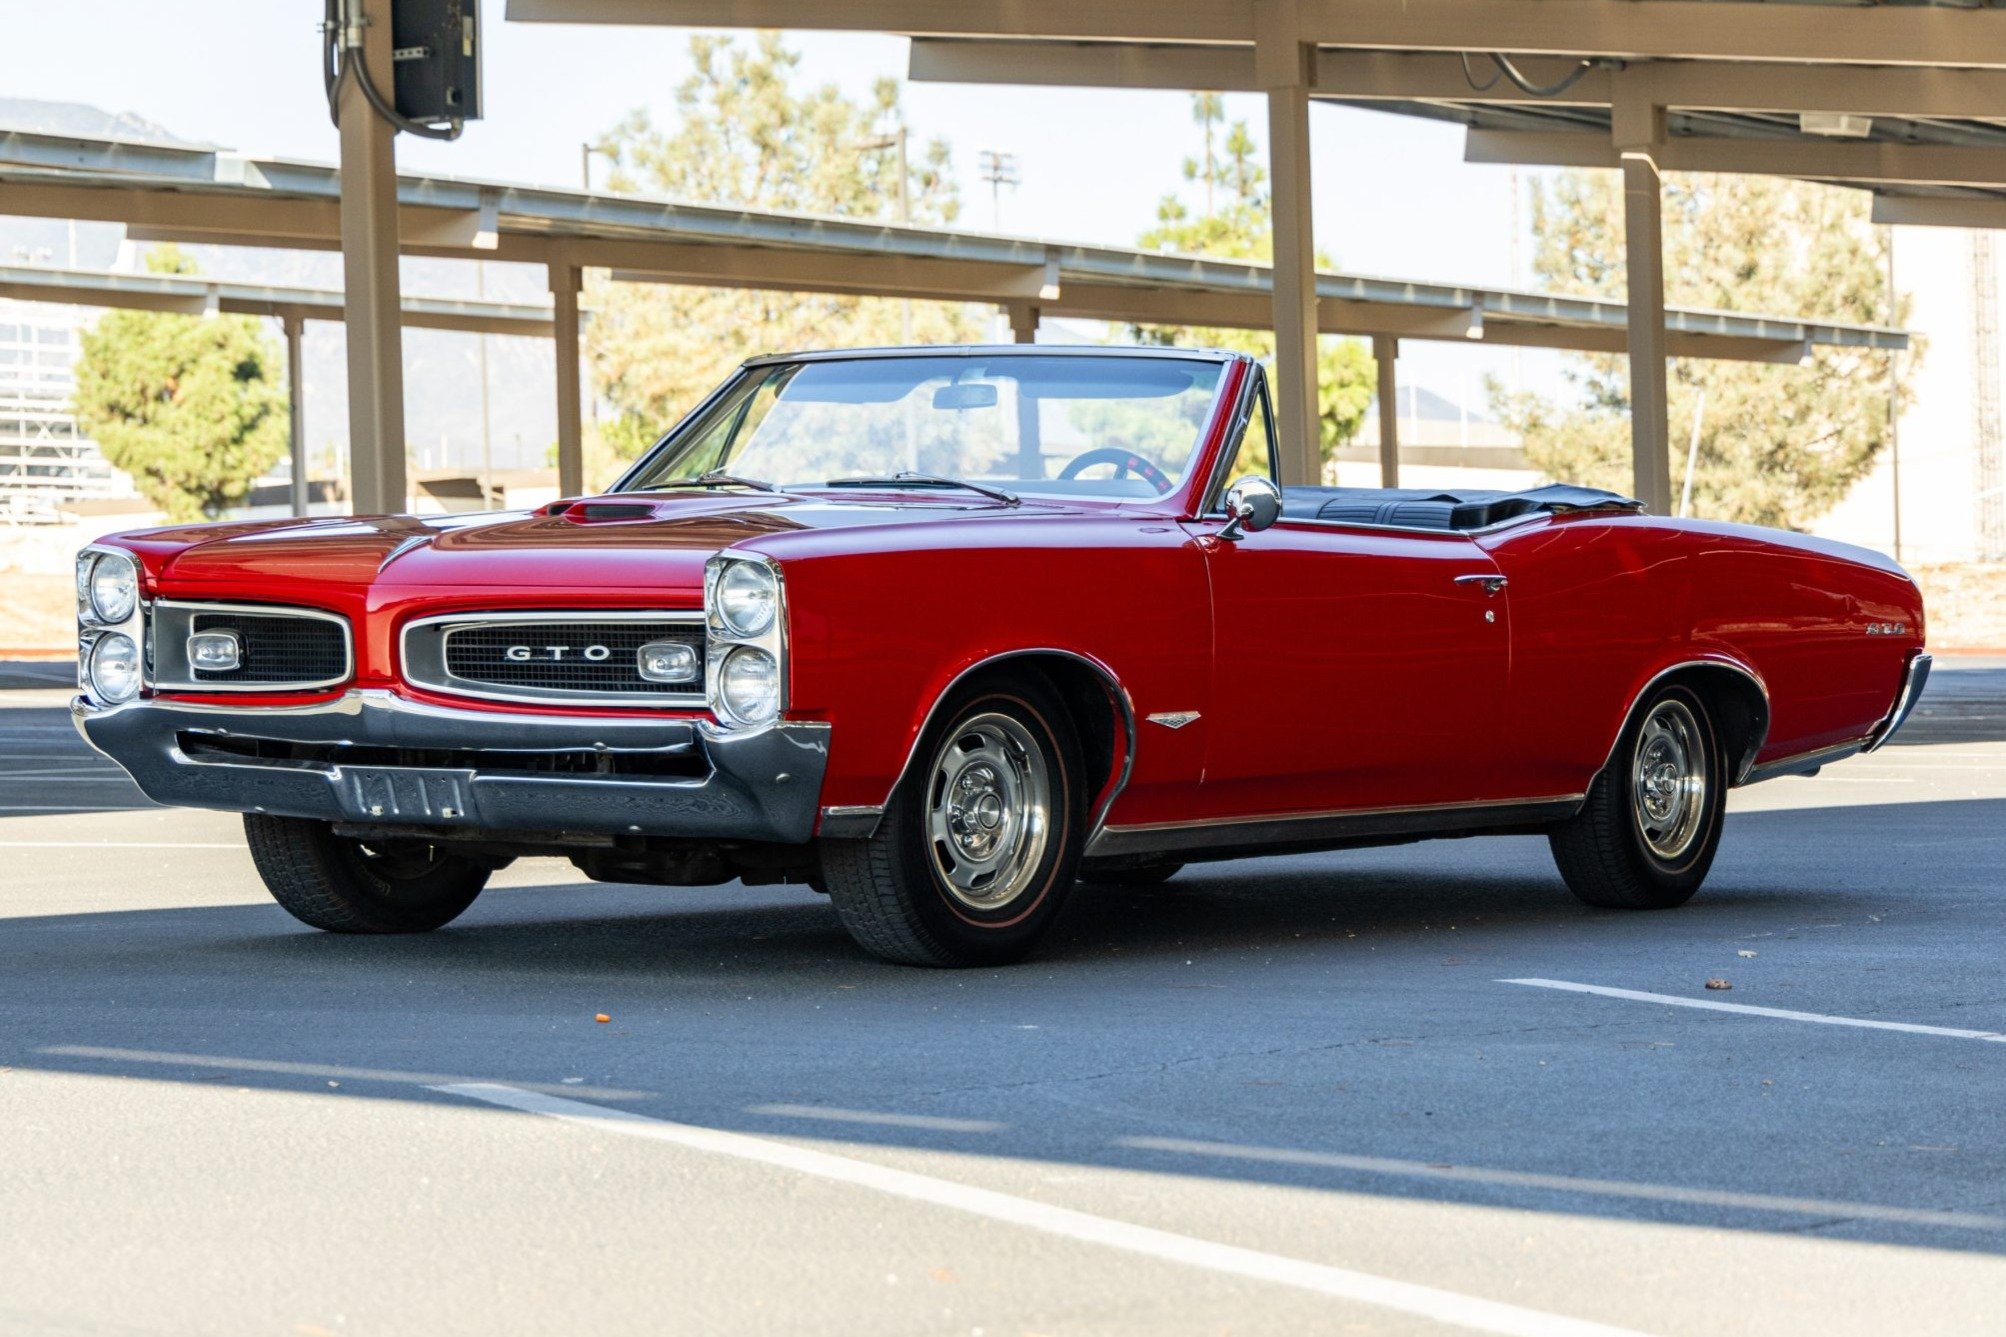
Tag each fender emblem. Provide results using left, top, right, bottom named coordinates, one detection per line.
left=1146, top=711, right=1201, bottom=729
left=1865, top=622, right=1908, bottom=637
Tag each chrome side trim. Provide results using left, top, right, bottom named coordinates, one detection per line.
left=1862, top=652, right=1932, bottom=753
left=846, top=648, right=1138, bottom=846
left=150, top=599, right=355, bottom=693
left=1087, top=793, right=1586, bottom=861
left=400, top=609, right=707, bottom=710
left=1744, top=738, right=1870, bottom=786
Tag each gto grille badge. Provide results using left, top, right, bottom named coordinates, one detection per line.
left=1146, top=711, right=1201, bottom=729
left=504, top=644, right=613, bottom=661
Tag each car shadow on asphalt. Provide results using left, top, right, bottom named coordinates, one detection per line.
left=6, top=798, right=2006, bottom=1258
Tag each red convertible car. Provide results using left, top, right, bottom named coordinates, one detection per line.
left=74, top=347, right=1929, bottom=966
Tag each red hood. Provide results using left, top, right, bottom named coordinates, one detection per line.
left=127, top=490, right=1083, bottom=603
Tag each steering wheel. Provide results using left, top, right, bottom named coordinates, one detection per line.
left=1056, top=447, right=1175, bottom=495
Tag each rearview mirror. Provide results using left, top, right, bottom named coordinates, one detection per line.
left=1218, top=476, right=1281, bottom=542
left=933, top=382, right=999, bottom=411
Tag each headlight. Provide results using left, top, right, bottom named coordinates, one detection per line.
left=714, top=560, right=778, bottom=637
left=87, top=632, right=142, bottom=704
left=87, top=551, right=139, bottom=624
left=716, top=646, right=780, bottom=726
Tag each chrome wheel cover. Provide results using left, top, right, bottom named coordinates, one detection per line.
left=926, top=712, right=1052, bottom=911
left=1632, top=699, right=1708, bottom=861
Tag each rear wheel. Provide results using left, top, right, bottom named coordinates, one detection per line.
left=244, top=814, right=490, bottom=933
left=1549, top=684, right=1726, bottom=910
left=822, top=675, right=1085, bottom=966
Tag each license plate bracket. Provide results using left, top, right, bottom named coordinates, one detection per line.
left=336, top=767, right=480, bottom=825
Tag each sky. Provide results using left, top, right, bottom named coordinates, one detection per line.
left=0, top=0, right=1566, bottom=413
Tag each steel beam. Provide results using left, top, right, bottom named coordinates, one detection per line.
left=914, top=41, right=2006, bottom=122
left=1872, top=193, right=2006, bottom=232
left=1467, top=129, right=2006, bottom=191
left=1623, top=150, right=1674, bottom=515
left=1296, top=0, right=2006, bottom=69
left=336, top=0, right=408, bottom=517
left=509, top=0, right=2006, bottom=68
left=283, top=315, right=308, bottom=519
left=504, top=0, right=1249, bottom=42
left=1005, top=302, right=1041, bottom=344
left=551, top=261, right=585, bottom=498
left=1262, top=3, right=1322, bottom=488
left=1372, top=335, right=1398, bottom=489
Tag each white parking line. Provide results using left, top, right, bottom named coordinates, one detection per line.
left=0, top=841, right=238, bottom=850
left=1502, top=979, right=2006, bottom=1042
left=747, top=1103, right=1005, bottom=1132
left=436, top=1083, right=1655, bottom=1337
left=39, top=1046, right=649, bottom=1100
left=1121, top=1136, right=2006, bottom=1231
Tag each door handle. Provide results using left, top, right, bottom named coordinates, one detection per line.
left=1454, top=574, right=1508, bottom=596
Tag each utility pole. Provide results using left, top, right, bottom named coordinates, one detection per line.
left=854, top=128, right=913, bottom=341
left=977, top=149, right=1019, bottom=231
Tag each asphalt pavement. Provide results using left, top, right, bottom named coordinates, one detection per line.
left=2, top=663, right=2004, bottom=1336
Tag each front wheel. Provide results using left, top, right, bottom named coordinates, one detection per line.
left=1549, top=684, right=1726, bottom=910
left=822, top=675, right=1085, bottom=966
left=244, top=815, right=491, bottom=933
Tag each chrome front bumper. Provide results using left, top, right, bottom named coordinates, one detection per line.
left=73, top=690, right=829, bottom=844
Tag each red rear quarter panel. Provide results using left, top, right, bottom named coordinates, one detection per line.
left=1483, top=514, right=1924, bottom=796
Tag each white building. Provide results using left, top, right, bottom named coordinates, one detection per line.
left=1815, top=226, right=2002, bottom=567
left=0, top=296, right=126, bottom=519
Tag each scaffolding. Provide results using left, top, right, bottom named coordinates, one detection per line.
left=0, top=300, right=124, bottom=517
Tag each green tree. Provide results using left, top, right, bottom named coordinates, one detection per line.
left=72, top=246, right=289, bottom=521
left=1127, top=93, right=1376, bottom=467
left=585, top=34, right=978, bottom=483
left=1496, top=171, right=1910, bottom=529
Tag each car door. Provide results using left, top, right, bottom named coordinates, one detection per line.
left=1190, top=383, right=1512, bottom=822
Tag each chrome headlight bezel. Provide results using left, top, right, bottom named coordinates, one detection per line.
left=76, top=544, right=147, bottom=706
left=86, top=630, right=142, bottom=704
left=704, top=552, right=786, bottom=730
left=86, top=550, right=139, bottom=625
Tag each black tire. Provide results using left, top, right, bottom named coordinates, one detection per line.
left=1080, top=861, right=1185, bottom=888
left=822, top=674, right=1086, bottom=966
left=1549, top=683, right=1726, bottom=910
left=243, top=814, right=490, bottom=933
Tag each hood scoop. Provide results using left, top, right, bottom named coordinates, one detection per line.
left=546, top=499, right=662, bottom=524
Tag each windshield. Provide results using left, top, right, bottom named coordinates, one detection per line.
left=620, top=353, right=1227, bottom=499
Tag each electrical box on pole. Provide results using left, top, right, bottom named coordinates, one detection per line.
left=390, top=0, right=481, bottom=127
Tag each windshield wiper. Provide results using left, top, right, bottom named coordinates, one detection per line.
left=825, top=471, right=1020, bottom=507
left=657, top=469, right=784, bottom=493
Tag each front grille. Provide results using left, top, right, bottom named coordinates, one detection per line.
left=191, top=611, right=348, bottom=686
left=151, top=602, right=353, bottom=691
left=403, top=612, right=707, bottom=707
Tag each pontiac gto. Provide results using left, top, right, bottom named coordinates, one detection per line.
left=73, top=346, right=1929, bottom=966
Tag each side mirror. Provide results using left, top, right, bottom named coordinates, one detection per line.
left=1218, top=476, right=1281, bottom=542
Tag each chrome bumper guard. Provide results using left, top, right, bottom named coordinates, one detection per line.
left=73, top=690, right=829, bottom=844
left=1863, top=652, right=1932, bottom=753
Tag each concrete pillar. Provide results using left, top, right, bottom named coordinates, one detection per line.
left=283, top=314, right=308, bottom=518
left=1373, top=335, right=1399, bottom=489
left=1259, top=3, right=1321, bottom=487
left=1006, top=302, right=1040, bottom=344
left=551, top=261, right=585, bottom=498
left=335, top=0, right=407, bottom=516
